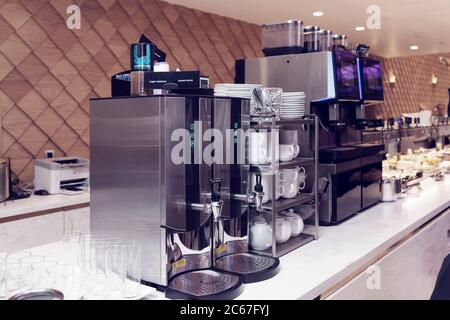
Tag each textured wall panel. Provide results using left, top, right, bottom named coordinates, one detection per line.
left=368, top=53, right=450, bottom=120
left=0, top=0, right=263, bottom=181
left=2, top=0, right=449, bottom=182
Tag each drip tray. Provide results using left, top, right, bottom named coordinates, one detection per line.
left=166, top=269, right=244, bottom=300
left=215, top=253, right=280, bottom=283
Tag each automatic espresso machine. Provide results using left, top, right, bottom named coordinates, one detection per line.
left=90, top=95, right=279, bottom=299
left=237, top=50, right=385, bottom=225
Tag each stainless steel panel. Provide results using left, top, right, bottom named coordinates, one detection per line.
left=208, top=98, right=251, bottom=257
left=243, top=52, right=334, bottom=113
left=90, top=96, right=165, bottom=285
left=90, top=95, right=215, bottom=287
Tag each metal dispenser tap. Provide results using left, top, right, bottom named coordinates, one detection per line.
left=249, top=172, right=265, bottom=211
left=231, top=172, right=265, bottom=211
left=210, top=178, right=224, bottom=221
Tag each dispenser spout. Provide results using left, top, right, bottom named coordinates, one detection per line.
left=210, top=178, right=223, bottom=221
left=252, top=172, right=265, bottom=212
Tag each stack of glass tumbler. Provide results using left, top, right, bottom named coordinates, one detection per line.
left=0, top=232, right=142, bottom=300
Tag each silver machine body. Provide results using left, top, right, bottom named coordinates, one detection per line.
left=237, top=51, right=336, bottom=115
left=90, top=95, right=260, bottom=299
left=90, top=95, right=214, bottom=287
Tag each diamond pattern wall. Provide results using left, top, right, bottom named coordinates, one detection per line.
left=3, top=0, right=448, bottom=182
left=0, top=0, right=263, bottom=182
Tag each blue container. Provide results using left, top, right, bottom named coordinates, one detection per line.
left=130, top=43, right=153, bottom=71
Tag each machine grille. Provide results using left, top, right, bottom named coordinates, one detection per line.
left=168, top=270, right=240, bottom=297
left=215, top=253, right=277, bottom=274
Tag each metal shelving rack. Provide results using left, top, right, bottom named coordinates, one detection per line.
left=249, top=115, right=319, bottom=258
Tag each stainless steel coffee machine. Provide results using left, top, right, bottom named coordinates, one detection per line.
left=236, top=50, right=385, bottom=225
left=90, top=95, right=279, bottom=299
left=90, top=95, right=245, bottom=299
left=209, top=98, right=280, bottom=282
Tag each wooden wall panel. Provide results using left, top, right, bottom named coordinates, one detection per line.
left=0, top=0, right=263, bottom=181
left=368, top=53, right=450, bottom=120
left=3, top=0, right=447, bottom=182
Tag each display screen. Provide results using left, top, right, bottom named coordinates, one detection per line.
left=362, top=59, right=384, bottom=100
left=335, top=51, right=360, bottom=100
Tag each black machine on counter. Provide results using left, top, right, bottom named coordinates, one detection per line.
left=236, top=48, right=385, bottom=225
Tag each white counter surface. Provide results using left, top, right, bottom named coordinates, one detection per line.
left=10, top=177, right=450, bottom=300
left=0, top=192, right=90, bottom=220
left=239, top=177, right=450, bottom=300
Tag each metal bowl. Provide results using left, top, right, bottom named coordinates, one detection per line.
left=8, top=289, right=64, bottom=300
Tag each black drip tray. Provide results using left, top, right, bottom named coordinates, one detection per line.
left=166, top=269, right=244, bottom=300
left=215, top=253, right=280, bottom=283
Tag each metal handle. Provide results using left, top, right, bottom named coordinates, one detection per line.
left=209, top=178, right=223, bottom=221
left=254, top=172, right=263, bottom=193
left=210, top=178, right=222, bottom=202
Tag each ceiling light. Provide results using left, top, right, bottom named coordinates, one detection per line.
left=313, top=11, right=324, bottom=17
left=410, top=45, right=419, bottom=51
left=355, top=26, right=365, bottom=31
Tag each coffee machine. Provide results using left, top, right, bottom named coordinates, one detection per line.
left=236, top=50, right=385, bottom=225
left=209, top=98, right=280, bottom=282
left=90, top=94, right=280, bottom=298
left=90, top=95, right=247, bottom=299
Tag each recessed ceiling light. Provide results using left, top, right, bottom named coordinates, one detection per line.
left=355, top=26, right=365, bottom=31
left=410, top=45, right=419, bottom=51
left=313, top=11, right=324, bottom=17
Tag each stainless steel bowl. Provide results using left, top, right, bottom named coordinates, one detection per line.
left=8, top=289, right=64, bottom=300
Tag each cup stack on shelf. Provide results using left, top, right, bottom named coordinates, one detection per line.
left=0, top=232, right=144, bottom=300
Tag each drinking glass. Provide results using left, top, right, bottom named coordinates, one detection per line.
left=90, top=241, right=108, bottom=298
left=4, top=264, right=32, bottom=297
left=122, top=242, right=142, bottom=299
left=19, top=255, right=45, bottom=268
left=106, top=244, right=124, bottom=293
left=6, top=251, right=32, bottom=261
left=32, top=260, right=58, bottom=289
left=63, top=232, right=82, bottom=267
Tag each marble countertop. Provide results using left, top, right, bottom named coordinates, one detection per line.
left=8, top=177, right=450, bottom=300
left=238, top=177, right=450, bottom=300
left=0, top=192, right=90, bottom=220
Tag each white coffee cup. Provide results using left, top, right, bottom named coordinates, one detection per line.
left=280, top=182, right=298, bottom=199
left=250, top=221, right=273, bottom=251
left=279, top=168, right=299, bottom=182
left=249, top=131, right=279, bottom=165
left=279, top=144, right=300, bottom=162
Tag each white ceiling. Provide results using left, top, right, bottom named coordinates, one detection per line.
left=164, top=0, right=450, bottom=58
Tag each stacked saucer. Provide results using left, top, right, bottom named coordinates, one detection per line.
left=280, top=92, right=306, bottom=119
left=214, top=83, right=262, bottom=99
